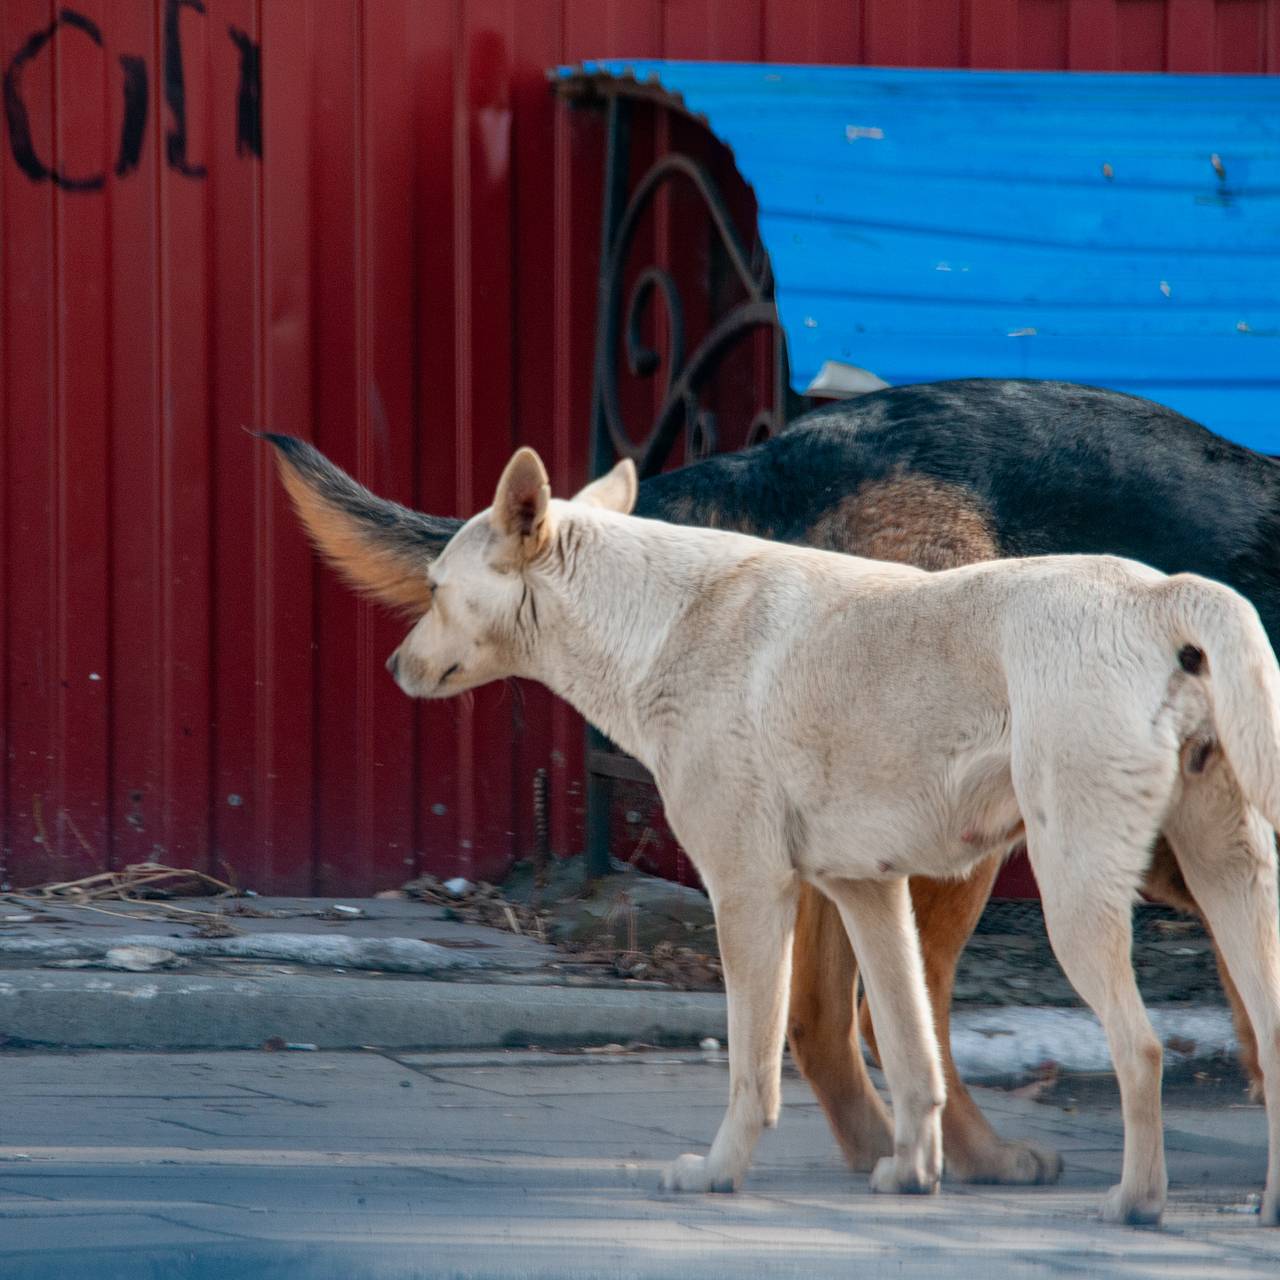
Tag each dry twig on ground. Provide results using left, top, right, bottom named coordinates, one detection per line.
left=400, top=873, right=722, bottom=991
left=20, top=862, right=238, bottom=903
left=9, top=862, right=244, bottom=931
left=401, top=874, right=550, bottom=944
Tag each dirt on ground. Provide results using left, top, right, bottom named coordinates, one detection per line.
left=398, top=861, right=723, bottom=992
left=395, top=858, right=1229, bottom=1007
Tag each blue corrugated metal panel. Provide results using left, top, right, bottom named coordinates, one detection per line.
left=563, top=62, right=1280, bottom=451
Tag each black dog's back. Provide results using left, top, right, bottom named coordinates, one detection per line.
left=636, top=379, right=1280, bottom=643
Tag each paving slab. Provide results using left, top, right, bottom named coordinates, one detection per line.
left=0, top=970, right=728, bottom=1052
left=0, top=1049, right=1276, bottom=1279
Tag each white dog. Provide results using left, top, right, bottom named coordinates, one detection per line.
left=276, top=441, right=1280, bottom=1227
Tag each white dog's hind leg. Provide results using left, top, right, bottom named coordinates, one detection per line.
left=1027, top=814, right=1169, bottom=1226
left=661, top=873, right=799, bottom=1194
left=1164, top=765, right=1280, bottom=1227
left=819, top=876, right=944, bottom=1195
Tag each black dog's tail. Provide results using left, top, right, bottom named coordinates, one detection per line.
left=262, top=433, right=460, bottom=616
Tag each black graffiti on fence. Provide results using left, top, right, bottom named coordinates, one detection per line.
left=116, top=53, right=149, bottom=178
left=2, top=5, right=262, bottom=191
left=4, top=10, right=108, bottom=190
left=228, top=26, right=262, bottom=160
left=164, top=0, right=206, bottom=178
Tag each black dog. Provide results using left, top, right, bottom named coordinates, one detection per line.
left=638, top=379, right=1280, bottom=637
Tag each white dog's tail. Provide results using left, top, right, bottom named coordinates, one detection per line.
left=1166, top=575, right=1280, bottom=829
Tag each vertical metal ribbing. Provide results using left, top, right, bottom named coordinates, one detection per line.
left=584, top=94, right=631, bottom=880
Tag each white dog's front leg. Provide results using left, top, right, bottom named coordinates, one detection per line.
left=820, top=876, right=944, bottom=1196
left=661, top=875, right=798, bottom=1194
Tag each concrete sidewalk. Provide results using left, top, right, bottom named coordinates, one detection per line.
left=0, top=888, right=1246, bottom=1079
left=1, top=1048, right=1276, bottom=1278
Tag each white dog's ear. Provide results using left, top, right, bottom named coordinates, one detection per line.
left=572, top=457, right=637, bottom=514
left=492, top=447, right=553, bottom=555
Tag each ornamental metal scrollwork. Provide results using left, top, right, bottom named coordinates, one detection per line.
left=589, top=99, right=790, bottom=480
left=569, top=91, right=798, bottom=876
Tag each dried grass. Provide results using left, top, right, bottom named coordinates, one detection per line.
left=6, top=862, right=243, bottom=930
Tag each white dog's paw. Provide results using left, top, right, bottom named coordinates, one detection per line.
left=1259, top=1190, right=1279, bottom=1227
left=869, top=1155, right=940, bottom=1196
left=1100, top=1183, right=1163, bottom=1227
left=660, top=1153, right=738, bottom=1194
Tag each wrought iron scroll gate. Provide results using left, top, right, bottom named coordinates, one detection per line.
left=557, top=80, right=797, bottom=877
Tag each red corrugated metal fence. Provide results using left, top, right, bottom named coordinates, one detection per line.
left=2, top=0, right=1276, bottom=894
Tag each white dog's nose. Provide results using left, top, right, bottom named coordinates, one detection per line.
left=385, top=652, right=400, bottom=681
